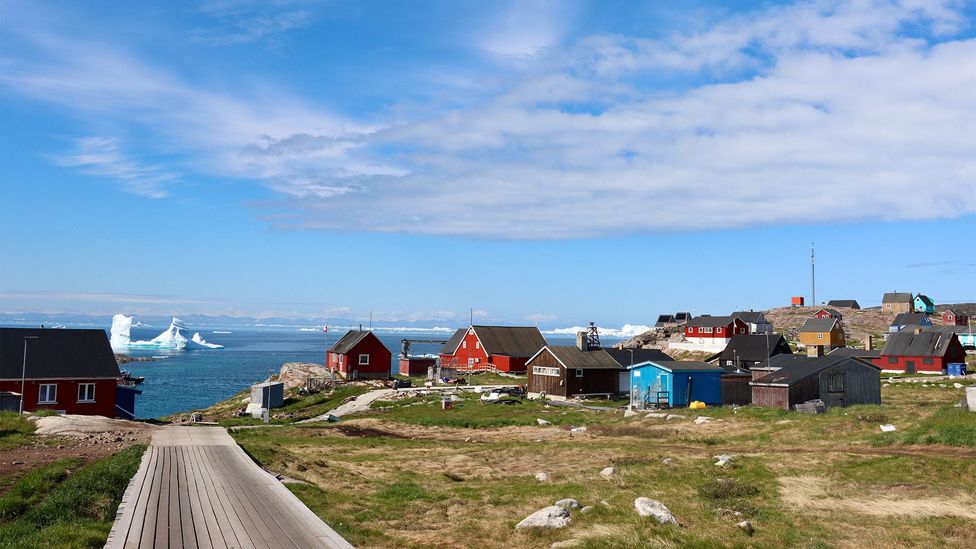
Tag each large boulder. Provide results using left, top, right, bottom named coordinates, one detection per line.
left=555, top=498, right=581, bottom=509
left=599, top=466, right=618, bottom=479
left=634, top=497, right=678, bottom=525
left=515, top=506, right=572, bottom=529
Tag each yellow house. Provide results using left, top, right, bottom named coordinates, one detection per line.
left=799, top=318, right=845, bottom=348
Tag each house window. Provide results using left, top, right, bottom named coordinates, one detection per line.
left=922, top=358, right=934, bottom=365
left=576, top=369, right=584, bottom=378
left=703, top=327, right=713, bottom=334
left=738, top=328, right=746, bottom=334
left=828, top=373, right=845, bottom=392
left=817, top=333, right=824, bottom=340
left=77, top=383, right=95, bottom=403
left=716, top=327, right=723, bottom=334
left=358, top=354, right=370, bottom=365
left=463, top=341, right=467, bottom=349
left=475, top=341, right=480, bottom=349
left=38, top=384, right=57, bottom=404
left=532, top=366, right=559, bottom=377
left=887, top=357, right=898, bottom=364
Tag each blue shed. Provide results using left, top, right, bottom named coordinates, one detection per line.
left=628, top=361, right=723, bottom=409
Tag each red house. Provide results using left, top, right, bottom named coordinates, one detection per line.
left=326, top=330, right=392, bottom=380
left=875, top=329, right=966, bottom=374
left=0, top=328, right=121, bottom=417
left=684, top=316, right=749, bottom=346
left=814, top=308, right=842, bottom=320
left=439, top=325, right=546, bottom=374
left=942, top=309, right=969, bottom=326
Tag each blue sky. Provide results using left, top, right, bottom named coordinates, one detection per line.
left=1, top=0, right=974, bottom=329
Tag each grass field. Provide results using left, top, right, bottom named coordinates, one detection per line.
left=0, top=412, right=36, bottom=451
left=0, top=444, right=146, bottom=548
left=230, top=378, right=976, bottom=548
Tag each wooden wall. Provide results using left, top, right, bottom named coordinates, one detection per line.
left=526, top=351, right=566, bottom=397
left=721, top=375, right=752, bottom=405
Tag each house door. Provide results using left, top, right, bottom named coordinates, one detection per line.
left=905, top=361, right=916, bottom=374
left=619, top=371, right=629, bottom=393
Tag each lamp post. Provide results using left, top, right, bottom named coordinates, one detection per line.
left=20, top=336, right=39, bottom=414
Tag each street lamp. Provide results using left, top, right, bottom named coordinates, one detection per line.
left=20, top=336, right=39, bottom=414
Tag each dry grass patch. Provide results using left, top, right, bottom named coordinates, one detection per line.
left=778, top=475, right=976, bottom=519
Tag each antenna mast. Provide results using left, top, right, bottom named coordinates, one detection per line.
left=811, top=242, right=816, bottom=306
left=586, top=322, right=602, bottom=350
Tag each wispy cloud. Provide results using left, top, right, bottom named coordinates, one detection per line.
left=53, top=137, right=177, bottom=198
left=2, top=1, right=974, bottom=238
left=194, top=0, right=315, bottom=46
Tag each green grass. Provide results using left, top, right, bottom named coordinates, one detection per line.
left=218, top=384, right=369, bottom=426
left=362, top=392, right=600, bottom=428
left=0, top=458, right=82, bottom=519
left=0, top=444, right=146, bottom=549
left=0, top=412, right=35, bottom=450
left=896, top=406, right=976, bottom=447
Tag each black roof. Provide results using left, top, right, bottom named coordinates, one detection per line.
left=536, top=346, right=623, bottom=370
left=881, top=330, right=959, bottom=357
left=718, top=334, right=792, bottom=363
left=674, top=312, right=691, bottom=321
left=883, top=292, right=913, bottom=304
left=687, top=315, right=737, bottom=328
left=328, top=330, right=373, bottom=354
left=656, top=314, right=675, bottom=323
left=605, top=348, right=674, bottom=366
left=0, top=328, right=120, bottom=380
left=751, top=355, right=878, bottom=386
left=731, top=311, right=765, bottom=323
left=827, top=300, right=860, bottom=309
left=799, top=318, right=838, bottom=333
left=441, top=328, right=467, bottom=354
left=828, top=347, right=881, bottom=358
left=890, top=313, right=928, bottom=327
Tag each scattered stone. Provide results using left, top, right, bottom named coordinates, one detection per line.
left=12, top=460, right=24, bottom=465
left=665, top=414, right=685, bottom=421
left=515, top=506, right=572, bottom=529
left=880, top=424, right=897, bottom=432
left=645, top=412, right=667, bottom=418
left=537, top=418, right=551, bottom=426
left=737, top=520, right=754, bottom=535
left=570, top=426, right=587, bottom=433
left=536, top=472, right=551, bottom=482
left=953, top=383, right=964, bottom=389
left=662, top=457, right=673, bottom=465
left=883, top=383, right=891, bottom=388
left=464, top=437, right=472, bottom=442
left=714, top=454, right=733, bottom=467
left=599, top=500, right=610, bottom=507
left=599, top=466, right=618, bottom=479
left=775, top=419, right=792, bottom=425
left=580, top=506, right=594, bottom=514
left=693, top=416, right=713, bottom=425
left=634, top=497, right=678, bottom=525
left=716, top=508, right=743, bottom=517
left=555, top=498, right=581, bottom=510
left=623, top=409, right=638, bottom=418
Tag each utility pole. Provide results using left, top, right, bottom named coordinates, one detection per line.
left=811, top=242, right=816, bottom=306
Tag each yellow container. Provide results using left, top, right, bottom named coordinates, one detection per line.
left=689, top=401, right=707, bottom=409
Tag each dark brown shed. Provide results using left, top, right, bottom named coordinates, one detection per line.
left=750, top=355, right=881, bottom=411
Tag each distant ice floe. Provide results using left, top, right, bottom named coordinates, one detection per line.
left=110, top=315, right=224, bottom=350
left=544, top=324, right=650, bottom=338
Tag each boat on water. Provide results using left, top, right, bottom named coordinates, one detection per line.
left=119, top=370, right=145, bottom=386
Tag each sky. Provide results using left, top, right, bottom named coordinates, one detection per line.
left=1, top=0, right=974, bottom=329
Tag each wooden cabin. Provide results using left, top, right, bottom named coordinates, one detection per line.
left=0, top=328, right=123, bottom=417
left=876, top=328, right=966, bottom=374
left=327, top=330, right=392, bottom=380
left=525, top=340, right=627, bottom=400
left=750, top=355, right=881, bottom=411
left=440, top=325, right=546, bottom=374
left=798, top=318, right=845, bottom=349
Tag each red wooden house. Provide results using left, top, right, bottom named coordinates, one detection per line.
left=0, top=328, right=121, bottom=417
left=326, top=330, right=392, bottom=380
left=875, top=328, right=966, bottom=374
left=942, top=309, right=969, bottom=326
left=439, top=325, right=546, bottom=373
left=814, top=308, right=842, bottom=320
left=684, top=316, right=748, bottom=346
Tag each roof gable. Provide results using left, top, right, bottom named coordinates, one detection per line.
left=327, top=330, right=374, bottom=355
left=731, top=311, right=766, bottom=323
left=0, top=328, right=121, bottom=380
left=799, top=318, right=838, bottom=333
left=604, top=348, right=674, bottom=366
left=543, top=346, right=624, bottom=370
left=882, top=292, right=913, bottom=303
left=688, top=315, right=737, bottom=328
left=718, top=334, right=792, bottom=363
left=441, top=328, right=467, bottom=355
left=632, top=360, right=722, bottom=373
left=890, top=313, right=930, bottom=327
left=471, top=325, right=546, bottom=357
left=881, top=330, right=959, bottom=357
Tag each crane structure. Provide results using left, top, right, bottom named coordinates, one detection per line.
left=400, top=338, right=449, bottom=359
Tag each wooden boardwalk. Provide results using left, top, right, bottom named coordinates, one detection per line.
left=106, top=427, right=352, bottom=549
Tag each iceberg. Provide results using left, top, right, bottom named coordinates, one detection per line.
left=113, top=316, right=223, bottom=350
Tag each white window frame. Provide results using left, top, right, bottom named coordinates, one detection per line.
left=817, top=333, right=824, bottom=340
left=358, top=354, right=370, bottom=366
left=38, top=384, right=57, bottom=404
left=703, top=327, right=713, bottom=334
left=77, top=383, right=96, bottom=403
left=716, top=327, right=723, bottom=334
left=576, top=369, right=584, bottom=378
left=532, top=366, right=560, bottom=377
left=475, top=341, right=480, bottom=349
left=463, top=341, right=467, bottom=349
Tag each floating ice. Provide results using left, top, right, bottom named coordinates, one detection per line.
left=115, top=316, right=223, bottom=350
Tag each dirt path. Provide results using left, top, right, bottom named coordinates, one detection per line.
left=298, top=389, right=395, bottom=423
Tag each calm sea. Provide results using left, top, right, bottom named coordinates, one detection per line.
left=116, top=327, right=614, bottom=419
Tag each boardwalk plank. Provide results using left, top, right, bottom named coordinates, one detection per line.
left=190, top=444, right=245, bottom=549
left=183, top=446, right=216, bottom=549
left=142, top=445, right=166, bottom=548
left=177, top=446, right=200, bottom=549
left=202, top=445, right=264, bottom=549
left=118, top=446, right=154, bottom=549
left=208, top=446, right=280, bottom=549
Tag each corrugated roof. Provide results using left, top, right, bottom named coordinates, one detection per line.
left=718, top=334, right=792, bottom=363
left=750, top=356, right=878, bottom=386
left=327, top=330, right=371, bottom=355
left=687, top=315, right=736, bottom=328
left=882, top=292, right=913, bottom=303
left=731, top=311, right=765, bottom=323
left=827, top=300, right=860, bottom=308
left=605, top=348, right=674, bottom=366
left=545, top=346, right=623, bottom=370
left=441, top=328, right=466, bottom=355
left=472, top=325, right=546, bottom=357
left=0, top=328, right=120, bottom=380
left=881, top=330, right=958, bottom=357
left=635, top=360, right=722, bottom=372
left=799, top=318, right=838, bottom=333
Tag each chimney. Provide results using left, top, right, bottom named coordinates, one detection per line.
left=914, top=326, right=923, bottom=335
left=576, top=331, right=588, bottom=351
left=864, top=335, right=874, bottom=351
left=807, top=345, right=825, bottom=358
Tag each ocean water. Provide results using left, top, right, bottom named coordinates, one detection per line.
left=119, top=327, right=611, bottom=419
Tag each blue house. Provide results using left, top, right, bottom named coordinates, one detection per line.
left=628, top=361, right=722, bottom=408
left=888, top=312, right=932, bottom=333
left=913, top=294, right=935, bottom=314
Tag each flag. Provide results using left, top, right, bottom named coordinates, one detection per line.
left=322, top=325, right=329, bottom=333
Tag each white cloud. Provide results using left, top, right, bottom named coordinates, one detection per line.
left=194, top=0, right=315, bottom=46
left=479, top=0, right=574, bottom=59
left=2, top=0, right=974, bottom=238
left=54, top=137, right=177, bottom=198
